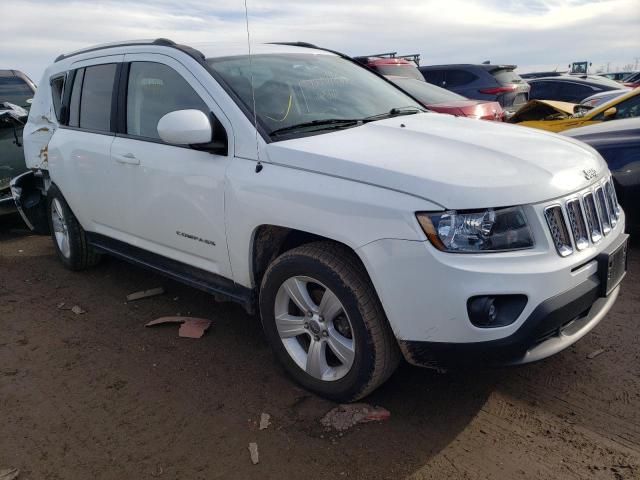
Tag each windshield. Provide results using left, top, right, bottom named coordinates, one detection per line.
left=207, top=54, right=422, bottom=138
left=388, top=77, right=467, bottom=104
left=0, top=76, right=34, bottom=108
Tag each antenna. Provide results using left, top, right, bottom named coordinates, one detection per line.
left=243, top=0, right=263, bottom=173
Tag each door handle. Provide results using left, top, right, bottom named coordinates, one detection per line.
left=115, top=152, right=140, bottom=165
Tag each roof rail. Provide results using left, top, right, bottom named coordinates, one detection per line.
left=268, top=41, right=320, bottom=49
left=54, top=38, right=176, bottom=63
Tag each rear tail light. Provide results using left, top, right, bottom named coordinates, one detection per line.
left=479, top=85, right=517, bottom=95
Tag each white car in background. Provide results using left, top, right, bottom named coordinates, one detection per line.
left=16, top=39, right=628, bottom=401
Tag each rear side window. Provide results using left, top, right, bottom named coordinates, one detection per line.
left=558, top=82, right=596, bottom=102
left=68, top=69, right=84, bottom=127
left=79, top=64, right=117, bottom=131
left=126, top=62, right=208, bottom=140
left=492, top=69, right=523, bottom=85
left=529, top=81, right=558, bottom=100
left=422, top=69, right=446, bottom=87
left=50, top=75, right=65, bottom=121
left=445, top=69, right=477, bottom=87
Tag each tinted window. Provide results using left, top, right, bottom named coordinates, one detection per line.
left=421, top=69, right=446, bottom=87
left=126, top=62, right=209, bottom=140
left=68, top=68, right=84, bottom=127
left=50, top=75, right=65, bottom=121
left=445, top=69, right=477, bottom=87
left=79, top=64, right=117, bottom=131
left=558, top=83, right=595, bottom=102
left=0, top=75, right=34, bottom=107
left=492, top=69, right=523, bottom=85
left=529, top=81, right=558, bottom=99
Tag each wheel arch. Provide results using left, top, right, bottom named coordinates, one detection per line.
left=250, top=224, right=374, bottom=293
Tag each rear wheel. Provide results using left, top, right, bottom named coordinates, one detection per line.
left=259, top=242, right=400, bottom=402
left=47, top=185, right=101, bottom=270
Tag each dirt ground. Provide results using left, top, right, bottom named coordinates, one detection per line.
left=1, top=216, right=639, bottom=480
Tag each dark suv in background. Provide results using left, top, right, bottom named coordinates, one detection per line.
left=419, top=64, right=529, bottom=114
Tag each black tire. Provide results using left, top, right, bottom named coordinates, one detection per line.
left=259, top=241, right=400, bottom=402
left=47, top=184, right=101, bottom=270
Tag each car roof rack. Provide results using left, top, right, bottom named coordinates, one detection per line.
left=54, top=38, right=177, bottom=63
left=397, top=54, right=421, bottom=66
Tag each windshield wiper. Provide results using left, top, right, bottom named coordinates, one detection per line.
left=270, top=119, right=361, bottom=137
left=269, top=107, right=425, bottom=137
left=363, top=106, right=426, bottom=122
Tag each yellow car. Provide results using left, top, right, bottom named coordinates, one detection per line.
left=510, top=88, right=640, bottom=132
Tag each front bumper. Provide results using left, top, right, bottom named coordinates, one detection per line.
left=357, top=206, right=627, bottom=367
left=398, top=277, right=620, bottom=368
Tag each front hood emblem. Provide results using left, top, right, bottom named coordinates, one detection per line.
left=583, top=168, right=597, bottom=180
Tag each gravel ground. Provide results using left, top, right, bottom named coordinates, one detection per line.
left=1, top=217, right=639, bottom=479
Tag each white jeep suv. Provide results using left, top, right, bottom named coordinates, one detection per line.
left=16, top=39, right=628, bottom=401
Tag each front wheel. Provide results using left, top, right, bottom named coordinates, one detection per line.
left=259, top=242, right=400, bottom=402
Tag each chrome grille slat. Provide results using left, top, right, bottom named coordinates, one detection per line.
left=582, top=192, right=602, bottom=243
left=544, top=205, right=573, bottom=257
left=605, top=180, right=619, bottom=223
left=565, top=199, right=589, bottom=250
left=595, top=186, right=611, bottom=235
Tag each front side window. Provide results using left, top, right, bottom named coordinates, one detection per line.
left=126, top=62, right=209, bottom=140
left=208, top=54, right=422, bottom=139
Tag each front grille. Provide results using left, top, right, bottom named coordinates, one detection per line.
left=544, top=206, right=573, bottom=257
left=544, top=176, right=620, bottom=257
left=565, top=199, right=589, bottom=250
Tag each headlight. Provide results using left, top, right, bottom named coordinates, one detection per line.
left=416, top=206, right=534, bottom=253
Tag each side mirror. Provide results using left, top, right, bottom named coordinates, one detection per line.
left=157, top=109, right=212, bottom=145
left=603, top=107, right=617, bottom=120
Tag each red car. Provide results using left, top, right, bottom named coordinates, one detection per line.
left=387, top=75, right=504, bottom=121
left=354, top=54, right=425, bottom=81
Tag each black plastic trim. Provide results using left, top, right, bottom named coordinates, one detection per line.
left=400, top=274, right=604, bottom=368
left=86, top=232, right=254, bottom=312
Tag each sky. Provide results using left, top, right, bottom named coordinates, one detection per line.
left=1, top=0, right=639, bottom=82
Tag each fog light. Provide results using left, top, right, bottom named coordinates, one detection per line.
left=467, top=295, right=527, bottom=328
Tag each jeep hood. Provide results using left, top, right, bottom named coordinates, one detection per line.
left=265, top=113, right=607, bottom=209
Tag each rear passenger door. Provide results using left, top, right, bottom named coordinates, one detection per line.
left=110, top=54, right=234, bottom=279
left=53, top=56, right=123, bottom=231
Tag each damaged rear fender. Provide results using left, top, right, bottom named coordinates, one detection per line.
left=10, top=170, right=50, bottom=233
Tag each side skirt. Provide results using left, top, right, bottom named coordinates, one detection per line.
left=86, top=232, right=255, bottom=314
